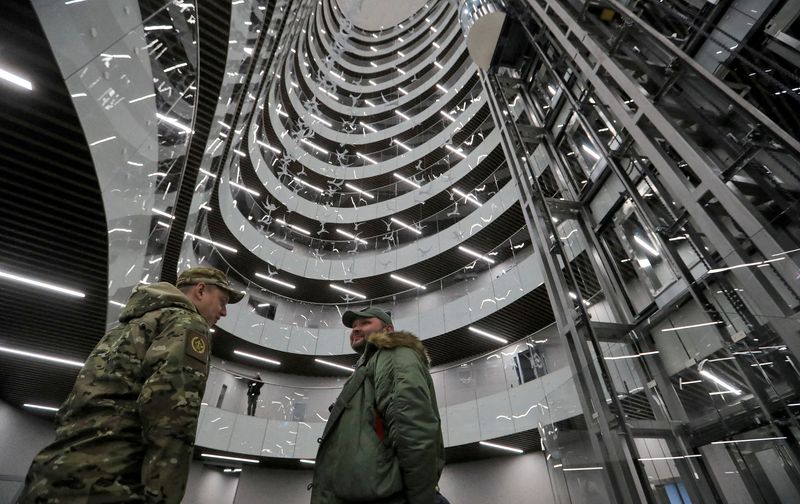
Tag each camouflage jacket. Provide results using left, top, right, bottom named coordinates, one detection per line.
left=19, top=283, right=211, bottom=504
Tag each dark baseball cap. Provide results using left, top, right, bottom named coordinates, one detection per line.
left=176, top=266, right=245, bottom=303
left=342, top=307, right=393, bottom=328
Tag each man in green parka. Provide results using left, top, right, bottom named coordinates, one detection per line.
left=311, top=307, right=445, bottom=504
left=18, top=267, right=243, bottom=503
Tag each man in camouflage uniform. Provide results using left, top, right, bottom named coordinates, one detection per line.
left=18, top=267, right=243, bottom=504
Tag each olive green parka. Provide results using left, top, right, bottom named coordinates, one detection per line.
left=311, top=331, right=445, bottom=504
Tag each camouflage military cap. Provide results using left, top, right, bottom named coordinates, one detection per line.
left=176, top=267, right=244, bottom=303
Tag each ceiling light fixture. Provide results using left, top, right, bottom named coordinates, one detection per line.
left=293, top=177, right=325, bottom=194
left=300, top=138, right=329, bottom=154
left=24, top=403, right=59, bottom=412
left=390, top=274, right=426, bottom=289
left=300, top=459, right=316, bottom=465
left=256, top=140, right=282, bottom=154
left=330, top=283, right=367, bottom=299
left=711, top=437, right=786, bottom=445
left=0, top=67, right=33, bottom=90
left=468, top=326, right=508, bottom=344
left=458, top=245, right=496, bottom=264
left=364, top=99, right=376, bottom=107
left=444, top=145, right=467, bottom=158
left=228, top=180, right=260, bottom=196
left=479, top=441, right=522, bottom=453
left=309, top=113, right=332, bottom=127
left=255, top=273, right=296, bottom=289
left=357, top=152, right=378, bottom=164
left=440, top=110, right=455, bottom=122
left=699, top=370, right=742, bottom=396
left=184, top=232, right=238, bottom=253
left=661, top=321, right=723, bottom=332
left=233, top=350, right=280, bottom=366
left=394, top=139, right=412, bottom=152
left=436, top=84, right=448, bottom=93
left=390, top=217, right=422, bottom=234
left=359, top=121, right=377, bottom=133
left=563, top=466, right=604, bottom=472
left=0, top=345, right=84, bottom=368
left=432, top=42, right=440, bottom=49
left=201, top=454, right=259, bottom=464
left=337, top=229, right=368, bottom=244
left=707, top=257, right=785, bottom=274
left=393, top=173, right=420, bottom=188
left=395, top=110, right=410, bottom=120
left=452, top=188, right=481, bottom=206
left=257, top=302, right=271, bottom=307
left=0, top=269, right=85, bottom=298
left=274, top=218, right=311, bottom=235
left=156, top=113, right=193, bottom=133
left=433, top=61, right=443, bottom=69
left=398, top=87, right=409, bottom=96
left=345, top=183, right=374, bottom=199
left=315, top=358, right=354, bottom=372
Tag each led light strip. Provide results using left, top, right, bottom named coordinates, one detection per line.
left=275, top=218, right=311, bottom=235
left=255, top=272, right=296, bottom=289
left=337, top=229, right=368, bottom=244
left=234, top=350, right=280, bottom=366
left=390, top=274, right=426, bottom=290
left=184, top=232, right=238, bottom=253
left=458, top=245, right=495, bottom=264
left=0, top=269, right=85, bottom=298
left=345, top=183, right=374, bottom=199
left=0, top=345, right=84, bottom=368
left=330, top=283, right=367, bottom=299
left=390, top=217, right=422, bottom=235
left=315, top=358, right=354, bottom=372
left=468, top=326, right=507, bottom=344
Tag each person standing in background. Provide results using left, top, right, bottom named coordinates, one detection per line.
left=246, top=373, right=263, bottom=416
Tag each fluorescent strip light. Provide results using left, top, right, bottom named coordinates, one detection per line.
left=257, top=302, right=271, bottom=307
left=364, top=99, right=376, bottom=107
left=228, top=180, right=260, bottom=196
left=393, top=173, right=420, bottom=188
left=199, top=168, right=218, bottom=178
left=398, top=87, right=409, bottom=95
left=109, top=300, right=126, bottom=307
left=398, top=68, right=406, bottom=75
left=300, top=459, right=316, bottom=464
left=345, top=183, right=374, bottom=199
left=24, top=404, right=59, bottom=412
left=604, top=351, right=660, bottom=361
left=390, top=274, right=426, bottom=290
left=563, top=466, right=604, bottom=472
left=128, top=93, right=156, bottom=103
left=436, top=84, right=448, bottom=93
left=0, top=67, right=33, bottom=90
left=275, top=218, right=311, bottom=235
left=661, top=321, right=723, bottom=332
left=397, top=51, right=405, bottom=57
left=699, top=370, right=742, bottom=396
left=711, top=437, right=786, bottom=445
left=390, top=217, right=422, bottom=234
left=359, top=121, right=378, bottom=133
left=315, top=358, right=354, bottom=372
left=156, top=113, right=193, bottom=133
left=370, top=62, right=377, bottom=67
left=0, top=269, right=85, bottom=298
left=440, top=110, right=455, bottom=122
left=458, top=245, right=496, bottom=264
left=445, top=144, right=467, bottom=159
left=0, top=346, right=84, bottom=368
left=301, top=138, right=329, bottom=154
left=398, top=37, right=404, bottom=42
left=90, top=136, right=116, bottom=146
left=433, top=61, right=443, bottom=69
left=337, top=229, right=368, bottom=244
left=547, top=85, right=557, bottom=96
left=277, top=109, right=289, bottom=117
left=310, top=113, right=332, bottom=127
left=479, top=441, right=522, bottom=454
left=144, top=25, right=173, bottom=31
left=201, top=454, right=259, bottom=464
left=357, top=152, right=378, bottom=165
left=233, top=350, right=280, bottom=366
left=707, top=257, right=785, bottom=274
left=369, top=80, right=377, bottom=85
left=233, top=149, right=246, bottom=157
left=184, top=232, right=238, bottom=253
left=633, top=235, right=659, bottom=256
left=394, top=139, right=412, bottom=152
left=581, top=144, right=601, bottom=160
left=330, top=283, right=367, bottom=299
left=468, top=326, right=508, bottom=344
left=396, top=110, right=410, bottom=120
left=255, top=273, right=296, bottom=289
left=452, top=188, right=481, bottom=206
left=256, top=140, right=282, bottom=154
left=638, top=455, right=702, bottom=462
left=293, top=177, right=325, bottom=194
left=432, top=42, right=440, bottom=49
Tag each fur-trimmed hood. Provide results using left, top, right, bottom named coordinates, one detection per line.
left=367, top=331, right=430, bottom=366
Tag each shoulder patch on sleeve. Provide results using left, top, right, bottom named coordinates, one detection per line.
left=185, top=331, right=209, bottom=370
